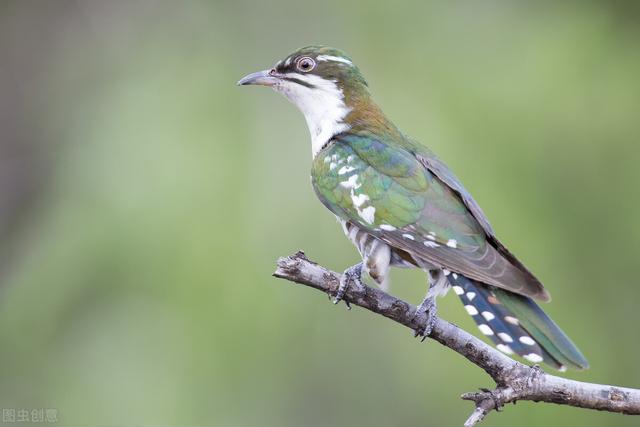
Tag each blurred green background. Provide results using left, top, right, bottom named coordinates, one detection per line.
left=1, top=1, right=639, bottom=426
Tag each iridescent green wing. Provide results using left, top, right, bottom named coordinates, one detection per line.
left=407, top=139, right=545, bottom=299
left=312, top=132, right=548, bottom=301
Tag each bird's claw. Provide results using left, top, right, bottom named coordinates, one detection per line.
left=333, top=263, right=363, bottom=309
left=413, top=296, right=437, bottom=340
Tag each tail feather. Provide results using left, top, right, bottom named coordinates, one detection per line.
left=447, top=272, right=588, bottom=371
left=493, top=288, right=589, bottom=370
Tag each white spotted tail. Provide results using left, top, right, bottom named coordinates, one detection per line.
left=448, top=272, right=589, bottom=371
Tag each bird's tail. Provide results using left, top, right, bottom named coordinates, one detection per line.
left=448, top=273, right=589, bottom=371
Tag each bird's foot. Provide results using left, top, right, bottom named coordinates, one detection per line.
left=413, top=296, right=437, bottom=341
left=334, top=263, right=364, bottom=309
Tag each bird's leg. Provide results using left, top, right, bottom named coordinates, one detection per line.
left=334, top=262, right=364, bottom=309
left=414, top=296, right=437, bottom=340
left=413, top=272, right=439, bottom=340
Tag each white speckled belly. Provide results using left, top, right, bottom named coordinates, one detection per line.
left=339, top=219, right=419, bottom=288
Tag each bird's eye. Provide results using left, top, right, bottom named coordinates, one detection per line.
left=296, top=57, right=316, bottom=72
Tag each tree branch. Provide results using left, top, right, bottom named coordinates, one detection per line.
left=273, top=251, right=640, bottom=426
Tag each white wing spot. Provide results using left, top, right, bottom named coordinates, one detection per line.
left=464, top=305, right=478, bottom=315
left=504, top=316, right=520, bottom=325
left=402, top=233, right=414, bottom=240
left=351, top=193, right=369, bottom=208
left=380, top=224, right=396, bottom=231
left=340, top=174, right=360, bottom=189
left=524, top=353, right=543, bottom=363
left=424, top=240, right=440, bottom=248
left=426, top=234, right=436, bottom=241
left=452, top=286, right=464, bottom=295
left=497, top=344, right=514, bottom=355
left=446, top=239, right=458, bottom=248
left=478, top=324, right=494, bottom=335
left=497, top=332, right=513, bottom=343
left=338, top=165, right=356, bottom=175
left=481, top=311, right=495, bottom=321
left=466, top=291, right=476, bottom=301
left=359, top=206, right=376, bottom=224
left=452, top=273, right=458, bottom=279
left=442, top=269, right=451, bottom=276
left=519, top=336, right=536, bottom=346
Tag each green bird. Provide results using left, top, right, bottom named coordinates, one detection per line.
left=238, top=46, right=588, bottom=371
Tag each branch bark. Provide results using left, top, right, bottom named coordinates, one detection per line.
left=273, top=251, right=640, bottom=426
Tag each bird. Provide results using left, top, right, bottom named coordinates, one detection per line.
left=238, top=46, right=588, bottom=371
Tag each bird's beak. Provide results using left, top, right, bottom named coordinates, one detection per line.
left=236, top=69, right=280, bottom=87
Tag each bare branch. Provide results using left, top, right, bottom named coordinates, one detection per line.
left=273, top=251, right=640, bottom=425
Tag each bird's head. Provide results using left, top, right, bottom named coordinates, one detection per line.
left=238, top=46, right=395, bottom=156
left=237, top=45, right=367, bottom=100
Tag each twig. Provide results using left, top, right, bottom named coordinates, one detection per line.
left=273, top=251, right=640, bottom=426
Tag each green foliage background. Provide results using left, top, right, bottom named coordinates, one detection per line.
left=1, top=1, right=639, bottom=426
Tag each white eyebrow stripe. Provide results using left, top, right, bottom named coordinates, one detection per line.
left=316, top=55, right=352, bottom=65
left=285, top=57, right=292, bottom=66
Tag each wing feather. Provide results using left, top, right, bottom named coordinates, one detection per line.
left=312, top=133, right=550, bottom=301
left=414, top=150, right=549, bottom=301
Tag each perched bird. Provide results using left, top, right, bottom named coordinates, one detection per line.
left=238, top=46, right=588, bottom=371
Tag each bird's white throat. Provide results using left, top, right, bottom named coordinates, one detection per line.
left=274, top=73, right=351, bottom=157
